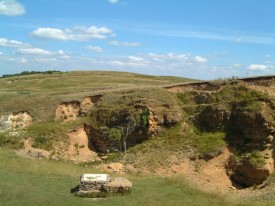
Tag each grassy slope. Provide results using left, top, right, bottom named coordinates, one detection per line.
left=0, top=149, right=249, bottom=206
left=0, top=71, right=192, bottom=121
left=1, top=72, right=275, bottom=205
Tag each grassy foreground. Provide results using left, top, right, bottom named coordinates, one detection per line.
left=0, top=149, right=251, bottom=206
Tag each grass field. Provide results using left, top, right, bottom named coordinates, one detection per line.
left=0, top=149, right=240, bottom=206
left=0, top=71, right=193, bottom=121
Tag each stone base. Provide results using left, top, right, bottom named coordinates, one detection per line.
left=72, top=177, right=132, bottom=198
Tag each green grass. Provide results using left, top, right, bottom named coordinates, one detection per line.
left=0, top=71, right=192, bottom=121
left=0, top=149, right=254, bottom=206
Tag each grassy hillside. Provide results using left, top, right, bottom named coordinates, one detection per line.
left=1, top=71, right=275, bottom=205
left=0, top=71, right=193, bottom=121
left=0, top=149, right=251, bottom=206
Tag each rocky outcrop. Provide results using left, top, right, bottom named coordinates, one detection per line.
left=66, top=126, right=99, bottom=162
left=225, top=101, right=275, bottom=187
left=55, top=101, right=81, bottom=122
left=55, top=95, right=103, bottom=122
left=173, top=81, right=275, bottom=187
left=0, top=111, right=33, bottom=131
left=227, top=155, right=271, bottom=187
left=84, top=124, right=109, bottom=154
left=80, top=95, right=102, bottom=115
left=197, top=104, right=231, bottom=132
left=147, top=105, right=183, bottom=135
left=231, top=102, right=274, bottom=148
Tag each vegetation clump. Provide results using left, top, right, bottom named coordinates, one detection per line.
left=1, top=70, right=62, bottom=78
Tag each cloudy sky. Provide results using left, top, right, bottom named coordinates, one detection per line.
left=0, top=0, right=274, bottom=80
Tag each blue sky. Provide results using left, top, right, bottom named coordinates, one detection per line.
left=0, top=0, right=274, bottom=80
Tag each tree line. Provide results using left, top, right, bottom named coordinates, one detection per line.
left=1, top=70, right=62, bottom=78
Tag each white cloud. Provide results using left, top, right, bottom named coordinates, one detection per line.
left=248, top=64, right=269, bottom=71
left=193, top=56, right=207, bottom=63
left=57, top=50, right=65, bottom=55
left=0, top=51, right=3, bottom=55
left=0, top=0, right=25, bottom=16
left=34, top=58, right=57, bottom=62
left=236, top=37, right=244, bottom=43
left=108, top=0, right=119, bottom=4
left=60, top=55, right=71, bottom=59
left=128, top=56, right=144, bottom=62
left=31, top=26, right=114, bottom=41
left=19, top=58, right=27, bottom=63
left=148, top=53, right=188, bottom=62
left=139, top=28, right=275, bottom=45
left=15, top=48, right=52, bottom=55
left=86, top=45, right=104, bottom=53
left=0, top=38, right=29, bottom=48
left=109, top=40, right=140, bottom=47
left=14, top=48, right=70, bottom=59
left=232, top=64, right=241, bottom=68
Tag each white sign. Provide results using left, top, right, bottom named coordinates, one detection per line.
left=81, top=174, right=109, bottom=182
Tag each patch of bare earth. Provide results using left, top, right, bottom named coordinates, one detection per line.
left=152, top=148, right=235, bottom=193
left=17, top=139, right=50, bottom=159
left=67, top=126, right=99, bottom=163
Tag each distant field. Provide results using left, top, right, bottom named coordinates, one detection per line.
left=0, top=71, right=193, bottom=121
left=0, top=149, right=250, bottom=206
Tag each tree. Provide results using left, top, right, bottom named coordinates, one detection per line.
left=108, top=128, right=122, bottom=151
left=116, top=119, right=137, bottom=153
left=104, top=108, right=149, bottom=153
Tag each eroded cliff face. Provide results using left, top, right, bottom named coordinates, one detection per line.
left=226, top=101, right=275, bottom=187
left=55, top=95, right=103, bottom=122
left=169, top=81, right=275, bottom=187
left=0, top=111, right=33, bottom=131
left=55, top=101, right=81, bottom=122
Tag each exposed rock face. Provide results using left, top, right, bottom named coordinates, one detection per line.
left=232, top=102, right=274, bottom=147
left=170, top=81, right=275, bottom=187
left=55, top=101, right=81, bottom=122
left=147, top=106, right=183, bottom=135
left=197, top=101, right=275, bottom=187
left=0, top=111, right=33, bottom=131
left=80, top=95, right=102, bottom=115
left=55, top=95, right=103, bottom=122
left=225, top=102, right=275, bottom=187
left=84, top=124, right=109, bottom=153
left=227, top=156, right=271, bottom=187
left=148, top=110, right=159, bottom=135
left=166, top=82, right=223, bottom=93
left=67, top=126, right=99, bottom=162
left=197, top=104, right=231, bottom=132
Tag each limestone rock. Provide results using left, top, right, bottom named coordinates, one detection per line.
left=0, top=111, right=33, bottom=131
left=227, top=156, right=271, bottom=187
left=55, top=101, right=81, bottom=122
left=55, top=95, right=102, bottom=122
